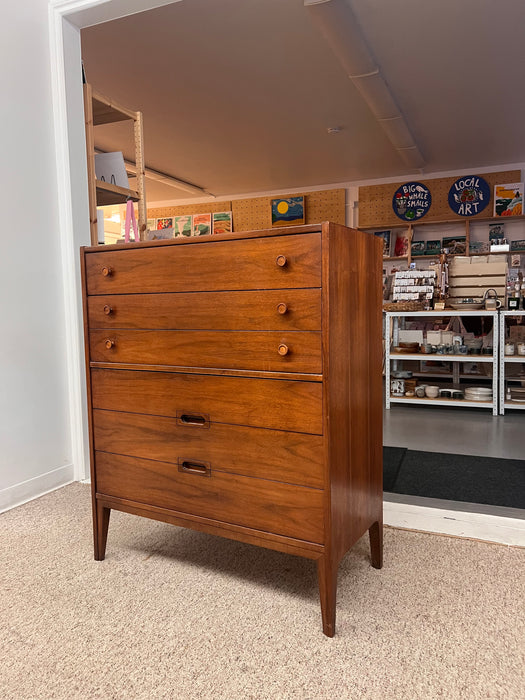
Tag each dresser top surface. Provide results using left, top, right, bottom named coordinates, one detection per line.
left=81, top=222, right=343, bottom=254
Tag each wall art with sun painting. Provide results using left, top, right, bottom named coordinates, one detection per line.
left=271, top=196, right=305, bottom=227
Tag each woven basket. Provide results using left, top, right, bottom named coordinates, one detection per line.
left=383, top=301, right=425, bottom=312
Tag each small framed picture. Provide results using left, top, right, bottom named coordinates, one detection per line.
left=425, top=239, right=441, bottom=255
left=212, top=211, right=233, bottom=235
left=442, top=236, right=466, bottom=255
left=271, top=196, right=304, bottom=227
left=374, top=230, right=391, bottom=257
left=411, top=240, right=425, bottom=256
left=193, top=213, right=212, bottom=236
left=173, top=215, right=192, bottom=237
left=494, top=183, right=523, bottom=217
left=156, top=217, right=174, bottom=230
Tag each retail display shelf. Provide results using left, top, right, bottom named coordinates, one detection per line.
left=390, top=352, right=494, bottom=362
left=503, top=402, right=525, bottom=411
left=389, top=396, right=493, bottom=409
left=503, top=356, right=525, bottom=363
left=385, top=309, right=499, bottom=415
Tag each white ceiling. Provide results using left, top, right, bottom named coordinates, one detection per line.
left=81, top=0, right=525, bottom=203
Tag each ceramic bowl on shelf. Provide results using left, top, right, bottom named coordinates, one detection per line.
left=448, top=302, right=484, bottom=310
left=425, top=385, right=440, bottom=398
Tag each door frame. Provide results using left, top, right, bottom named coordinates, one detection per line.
left=48, top=0, right=181, bottom=479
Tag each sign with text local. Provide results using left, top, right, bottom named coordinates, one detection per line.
left=448, top=175, right=490, bottom=217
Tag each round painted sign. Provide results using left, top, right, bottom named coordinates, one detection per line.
left=448, top=175, right=490, bottom=216
left=392, top=182, right=432, bottom=221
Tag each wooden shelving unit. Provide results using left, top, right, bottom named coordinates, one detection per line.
left=83, top=83, right=146, bottom=245
left=361, top=215, right=525, bottom=266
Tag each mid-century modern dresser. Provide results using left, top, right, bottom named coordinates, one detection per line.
left=81, top=222, right=383, bottom=636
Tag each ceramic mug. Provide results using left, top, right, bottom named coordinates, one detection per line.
left=505, top=343, right=515, bottom=356
left=425, top=385, right=439, bottom=398
left=517, top=343, right=525, bottom=356
left=415, top=386, right=426, bottom=398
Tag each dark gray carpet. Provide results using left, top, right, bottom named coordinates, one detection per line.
left=383, top=448, right=525, bottom=509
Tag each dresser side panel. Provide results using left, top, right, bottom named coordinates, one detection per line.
left=323, top=224, right=383, bottom=561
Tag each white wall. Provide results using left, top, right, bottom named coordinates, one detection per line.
left=0, top=0, right=74, bottom=510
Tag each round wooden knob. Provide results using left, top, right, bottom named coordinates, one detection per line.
left=104, top=339, right=115, bottom=350
left=277, top=303, right=288, bottom=315
left=103, top=305, right=113, bottom=316
left=278, top=344, right=289, bottom=356
left=101, top=266, right=113, bottom=277
left=276, top=255, right=287, bottom=268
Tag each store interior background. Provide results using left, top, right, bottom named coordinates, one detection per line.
left=2, top=0, right=524, bottom=531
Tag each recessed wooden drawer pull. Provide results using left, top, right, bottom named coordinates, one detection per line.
left=178, top=459, right=211, bottom=477
left=180, top=414, right=207, bottom=426
left=278, top=343, right=289, bottom=356
left=276, top=255, right=287, bottom=267
left=104, top=339, right=115, bottom=349
left=103, top=305, right=113, bottom=315
left=101, top=266, right=113, bottom=277
left=277, top=303, right=288, bottom=315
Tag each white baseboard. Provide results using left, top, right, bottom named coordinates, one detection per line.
left=0, top=464, right=75, bottom=513
left=384, top=499, right=525, bottom=547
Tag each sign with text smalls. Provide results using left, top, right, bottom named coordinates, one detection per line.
left=448, top=175, right=490, bottom=216
left=392, top=182, right=431, bottom=221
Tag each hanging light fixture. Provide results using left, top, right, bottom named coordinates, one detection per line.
left=305, top=0, right=425, bottom=170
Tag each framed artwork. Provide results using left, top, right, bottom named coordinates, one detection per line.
left=374, top=230, right=391, bottom=257
left=494, top=183, right=523, bottom=216
left=425, top=239, right=441, bottom=255
left=448, top=175, right=490, bottom=216
left=510, top=239, right=525, bottom=251
left=173, top=215, right=192, bottom=237
left=393, top=230, right=409, bottom=257
left=212, top=211, right=233, bottom=235
left=193, top=213, right=212, bottom=236
left=156, top=217, right=174, bottom=230
left=271, top=196, right=304, bottom=227
left=489, top=222, right=505, bottom=241
left=411, top=240, right=425, bottom=256
left=392, top=182, right=431, bottom=221
left=442, top=236, right=467, bottom=255
left=147, top=218, right=156, bottom=231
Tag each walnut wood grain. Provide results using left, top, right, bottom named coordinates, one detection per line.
left=91, top=368, right=323, bottom=434
left=81, top=222, right=383, bottom=637
left=87, top=289, right=321, bottom=331
left=85, top=232, right=321, bottom=295
left=89, top=329, right=322, bottom=374
left=95, top=452, right=324, bottom=544
left=93, top=409, right=324, bottom=489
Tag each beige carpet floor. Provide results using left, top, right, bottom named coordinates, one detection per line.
left=1, top=483, right=524, bottom=700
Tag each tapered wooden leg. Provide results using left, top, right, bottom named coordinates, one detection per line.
left=317, top=555, right=337, bottom=637
left=94, top=501, right=111, bottom=561
left=369, top=520, right=383, bottom=569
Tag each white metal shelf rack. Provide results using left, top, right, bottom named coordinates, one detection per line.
left=385, top=310, right=499, bottom=415
left=499, top=310, right=525, bottom=414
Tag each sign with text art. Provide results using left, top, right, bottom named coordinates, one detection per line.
left=392, top=182, right=431, bottom=221
left=448, top=175, right=490, bottom=216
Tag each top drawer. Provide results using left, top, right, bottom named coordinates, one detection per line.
left=85, top=233, right=321, bottom=295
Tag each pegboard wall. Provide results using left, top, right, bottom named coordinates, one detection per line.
left=148, top=188, right=346, bottom=232
left=358, top=170, right=521, bottom=228
left=148, top=202, right=233, bottom=219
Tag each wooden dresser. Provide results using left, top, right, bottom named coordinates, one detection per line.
left=80, top=222, right=383, bottom=636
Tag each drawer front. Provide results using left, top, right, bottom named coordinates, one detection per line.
left=85, top=233, right=321, bottom=295
left=95, top=451, right=324, bottom=544
left=93, top=409, right=324, bottom=489
left=87, top=289, right=321, bottom=331
left=90, top=329, right=322, bottom=374
left=91, top=368, right=323, bottom=434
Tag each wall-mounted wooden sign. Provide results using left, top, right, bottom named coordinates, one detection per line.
left=448, top=175, right=490, bottom=216
left=392, top=182, right=432, bottom=221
